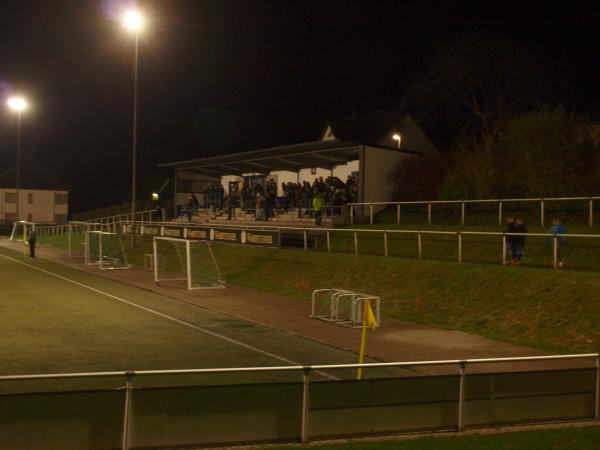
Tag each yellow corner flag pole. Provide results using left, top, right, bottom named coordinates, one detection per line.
left=356, top=300, right=377, bottom=380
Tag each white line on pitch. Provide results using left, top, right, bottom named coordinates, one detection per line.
left=0, top=252, right=338, bottom=380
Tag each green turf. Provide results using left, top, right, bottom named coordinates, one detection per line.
left=0, top=245, right=415, bottom=389
left=264, top=426, right=600, bottom=450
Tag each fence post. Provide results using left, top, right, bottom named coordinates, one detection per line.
left=502, top=234, right=507, bottom=265
left=303, top=230, right=307, bottom=252
left=427, top=202, right=432, bottom=226
left=590, top=199, right=594, bottom=228
left=397, top=204, right=401, bottom=225
left=326, top=231, right=331, bottom=253
left=540, top=199, right=545, bottom=228
left=595, top=356, right=600, bottom=419
left=369, top=204, right=373, bottom=225
left=121, top=372, right=134, bottom=450
left=498, top=201, right=503, bottom=227
left=354, top=231, right=358, bottom=255
left=461, top=202, right=465, bottom=225
left=553, top=235, right=558, bottom=269
left=458, top=233, right=462, bottom=263
left=350, top=205, right=354, bottom=225
left=457, top=361, right=466, bottom=432
left=417, top=232, right=422, bottom=259
left=301, top=368, right=311, bottom=442
left=383, top=231, right=388, bottom=257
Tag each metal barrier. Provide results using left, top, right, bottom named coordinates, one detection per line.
left=349, top=196, right=600, bottom=227
left=0, top=353, right=597, bottom=449
left=311, top=288, right=381, bottom=328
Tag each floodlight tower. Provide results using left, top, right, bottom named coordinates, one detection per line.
left=392, top=133, right=402, bottom=149
left=7, top=96, right=28, bottom=221
left=122, top=9, right=145, bottom=247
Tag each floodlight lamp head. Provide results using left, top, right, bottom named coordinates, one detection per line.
left=392, top=133, right=401, bottom=141
left=7, top=97, right=28, bottom=112
left=122, top=9, right=144, bottom=32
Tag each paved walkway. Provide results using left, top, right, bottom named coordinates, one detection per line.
left=1, top=238, right=590, bottom=374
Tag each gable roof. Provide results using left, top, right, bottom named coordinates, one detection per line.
left=0, top=152, right=67, bottom=190
left=324, top=107, right=408, bottom=145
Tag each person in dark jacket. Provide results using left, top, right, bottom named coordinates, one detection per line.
left=27, top=229, right=37, bottom=258
left=505, top=217, right=515, bottom=264
left=511, top=218, right=527, bottom=265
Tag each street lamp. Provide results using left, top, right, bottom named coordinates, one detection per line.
left=7, top=96, right=28, bottom=222
left=122, top=9, right=144, bottom=247
left=392, top=133, right=402, bottom=149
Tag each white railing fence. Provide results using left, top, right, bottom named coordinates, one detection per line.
left=349, top=196, right=600, bottom=227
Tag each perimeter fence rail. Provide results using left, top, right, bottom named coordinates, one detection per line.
left=0, top=354, right=597, bottom=450
left=116, top=220, right=600, bottom=271
left=349, top=196, right=600, bottom=228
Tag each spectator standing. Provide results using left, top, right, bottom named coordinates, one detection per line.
left=504, top=217, right=515, bottom=264
left=27, top=228, right=37, bottom=258
left=512, top=218, right=527, bottom=265
left=313, top=193, right=325, bottom=226
left=548, top=218, right=567, bottom=268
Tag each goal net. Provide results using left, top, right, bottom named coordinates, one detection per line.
left=68, top=222, right=104, bottom=258
left=84, top=230, right=129, bottom=270
left=153, top=237, right=224, bottom=290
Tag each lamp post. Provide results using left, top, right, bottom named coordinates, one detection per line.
left=122, top=9, right=144, bottom=247
left=392, top=133, right=402, bottom=149
left=7, top=96, right=28, bottom=222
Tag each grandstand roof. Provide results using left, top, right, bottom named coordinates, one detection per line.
left=158, top=139, right=418, bottom=176
left=324, top=107, right=408, bottom=145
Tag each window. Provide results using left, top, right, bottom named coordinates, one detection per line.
left=5, top=193, right=17, bottom=203
left=54, top=193, right=68, bottom=205
left=27, top=213, right=33, bottom=222
left=54, top=214, right=67, bottom=224
left=4, top=212, right=17, bottom=222
left=28, top=193, right=34, bottom=204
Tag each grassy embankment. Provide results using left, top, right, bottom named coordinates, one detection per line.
left=38, top=230, right=600, bottom=354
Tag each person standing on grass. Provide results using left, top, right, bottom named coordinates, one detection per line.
left=27, top=228, right=36, bottom=259
left=512, top=218, right=527, bottom=265
left=505, top=217, right=515, bottom=264
left=548, top=218, right=567, bottom=268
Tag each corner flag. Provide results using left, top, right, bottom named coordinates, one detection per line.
left=357, top=299, right=377, bottom=380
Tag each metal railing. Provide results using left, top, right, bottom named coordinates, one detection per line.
left=349, top=196, right=600, bottom=227
left=0, top=353, right=597, bottom=449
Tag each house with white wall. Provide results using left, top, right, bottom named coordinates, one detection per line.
left=0, top=153, right=68, bottom=224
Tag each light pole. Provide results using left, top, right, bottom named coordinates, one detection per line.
left=392, top=133, right=402, bottom=149
left=122, top=9, right=144, bottom=247
left=7, top=96, right=28, bottom=222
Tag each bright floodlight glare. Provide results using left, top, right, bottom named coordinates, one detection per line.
left=392, top=133, right=401, bottom=140
left=7, top=97, right=28, bottom=112
left=122, top=9, right=144, bottom=32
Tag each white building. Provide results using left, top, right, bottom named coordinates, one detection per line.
left=159, top=108, right=439, bottom=215
left=0, top=154, right=68, bottom=224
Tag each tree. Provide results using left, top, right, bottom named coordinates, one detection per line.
left=408, top=37, right=546, bottom=148
left=439, top=107, right=599, bottom=199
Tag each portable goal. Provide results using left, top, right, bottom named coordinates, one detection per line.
left=84, top=230, right=129, bottom=270
left=9, top=221, right=35, bottom=242
left=153, top=237, right=225, bottom=290
left=68, top=221, right=104, bottom=258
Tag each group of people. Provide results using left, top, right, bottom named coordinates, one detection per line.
left=184, top=175, right=358, bottom=225
left=506, top=217, right=566, bottom=267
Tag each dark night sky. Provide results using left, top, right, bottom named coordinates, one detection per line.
left=0, top=0, right=598, bottom=212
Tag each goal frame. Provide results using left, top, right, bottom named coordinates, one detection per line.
left=84, top=230, right=129, bottom=270
left=153, top=236, right=225, bottom=290
left=68, top=221, right=104, bottom=258
left=9, top=221, right=35, bottom=242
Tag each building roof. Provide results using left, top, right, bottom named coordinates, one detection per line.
left=0, top=152, right=67, bottom=190
left=325, top=107, right=408, bottom=145
left=158, top=139, right=418, bottom=176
